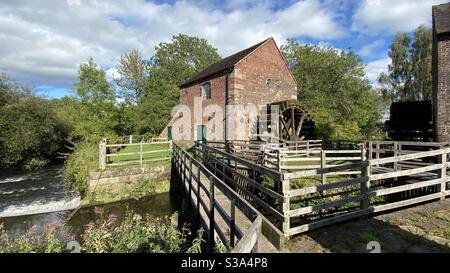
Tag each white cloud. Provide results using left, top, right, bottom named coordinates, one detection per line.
left=357, top=39, right=385, bottom=57
left=365, top=57, right=391, bottom=84
left=352, top=0, right=442, bottom=35
left=0, top=0, right=346, bottom=89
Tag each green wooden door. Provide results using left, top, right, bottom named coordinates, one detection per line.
left=167, top=126, right=172, bottom=141
left=196, top=125, right=206, bottom=143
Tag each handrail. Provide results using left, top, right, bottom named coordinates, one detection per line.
left=172, top=143, right=264, bottom=252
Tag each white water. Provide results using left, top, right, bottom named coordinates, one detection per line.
left=0, top=165, right=80, bottom=218
left=0, top=195, right=80, bottom=218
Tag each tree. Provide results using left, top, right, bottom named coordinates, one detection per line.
left=115, top=49, right=148, bottom=102
left=136, top=34, right=221, bottom=136
left=67, top=58, right=119, bottom=142
left=378, top=25, right=432, bottom=102
left=0, top=75, right=68, bottom=169
left=281, top=39, right=383, bottom=141
left=149, top=34, right=221, bottom=86
left=136, top=77, right=179, bottom=136
left=75, top=57, right=115, bottom=105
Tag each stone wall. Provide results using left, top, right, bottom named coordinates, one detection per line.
left=87, top=164, right=169, bottom=195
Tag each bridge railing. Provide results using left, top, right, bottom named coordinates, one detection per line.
left=172, top=143, right=263, bottom=253
left=194, top=142, right=285, bottom=229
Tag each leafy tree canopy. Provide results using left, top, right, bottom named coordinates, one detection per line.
left=378, top=25, right=432, bottom=102
left=281, top=39, right=384, bottom=140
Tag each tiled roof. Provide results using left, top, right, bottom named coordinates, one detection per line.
left=433, top=3, right=450, bottom=35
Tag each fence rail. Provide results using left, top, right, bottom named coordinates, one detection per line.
left=99, top=139, right=172, bottom=170
left=191, top=140, right=450, bottom=239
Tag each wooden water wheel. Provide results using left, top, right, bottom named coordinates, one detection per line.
left=258, top=100, right=314, bottom=141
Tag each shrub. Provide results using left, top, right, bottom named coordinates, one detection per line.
left=0, top=222, right=74, bottom=253
left=63, top=140, right=99, bottom=194
left=81, top=208, right=203, bottom=253
left=0, top=211, right=204, bottom=253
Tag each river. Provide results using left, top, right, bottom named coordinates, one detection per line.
left=0, top=165, right=179, bottom=237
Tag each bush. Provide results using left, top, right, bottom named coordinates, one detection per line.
left=0, top=222, right=74, bottom=253
left=0, top=211, right=204, bottom=253
left=63, top=140, right=99, bottom=193
left=82, top=208, right=203, bottom=253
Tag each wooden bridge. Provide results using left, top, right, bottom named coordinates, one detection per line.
left=171, top=140, right=450, bottom=252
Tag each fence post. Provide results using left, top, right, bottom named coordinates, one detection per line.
left=277, top=149, right=282, bottom=172
left=189, top=161, right=193, bottom=199
left=393, top=142, right=398, bottom=171
left=306, top=141, right=309, bottom=158
left=230, top=199, right=236, bottom=247
left=360, top=143, right=366, bottom=161
left=196, top=167, right=201, bottom=224
left=99, top=139, right=106, bottom=170
left=368, top=141, right=373, bottom=160
left=376, top=143, right=380, bottom=160
left=321, top=150, right=326, bottom=184
left=281, top=179, right=290, bottom=234
left=169, top=140, right=173, bottom=153
left=129, top=135, right=132, bottom=144
left=209, top=176, right=215, bottom=252
left=360, top=162, right=370, bottom=211
left=438, top=152, right=447, bottom=200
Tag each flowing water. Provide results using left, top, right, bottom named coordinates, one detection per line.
left=0, top=165, right=179, bottom=238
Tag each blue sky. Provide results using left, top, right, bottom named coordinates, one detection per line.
left=0, top=0, right=446, bottom=99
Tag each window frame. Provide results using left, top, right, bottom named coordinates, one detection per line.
left=202, top=82, right=212, bottom=100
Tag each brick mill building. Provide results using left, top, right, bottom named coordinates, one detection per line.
left=161, top=37, right=314, bottom=145
left=433, top=3, right=450, bottom=142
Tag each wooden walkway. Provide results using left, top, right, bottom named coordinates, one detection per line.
left=172, top=144, right=278, bottom=253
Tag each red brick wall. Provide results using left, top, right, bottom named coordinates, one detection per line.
left=433, top=34, right=450, bottom=142
left=229, top=39, right=297, bottom=139
left=161, top=74, right=227, bottom=145
left=233, top=39, right=297, bottom=106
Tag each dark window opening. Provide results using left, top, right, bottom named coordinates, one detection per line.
left=202, top=82, right=211, bottom=100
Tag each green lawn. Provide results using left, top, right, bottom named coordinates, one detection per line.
left=107, top=143, right=171, bottom=168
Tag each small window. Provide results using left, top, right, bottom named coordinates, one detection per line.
left=202, top=82, right=211, bottom=100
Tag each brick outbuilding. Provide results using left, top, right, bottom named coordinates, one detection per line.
left=161, top=37, right=310, bottom=145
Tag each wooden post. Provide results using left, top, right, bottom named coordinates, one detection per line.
left=209, top=176, right=215, bottom=252
left=376, top=143, right=380, bottom=160
left=139, top=142, right=143, bottom=166
left=129, top=135, right=132, bottom=144
left=306, top=141, right=309, bottom=158
left=277, top=149, right=282, bottom=172
left=281, top=179, right=290, bottom=234
left=368, top=141, right=373, bottom=160
left=393, top=142, right=398, bottom=171
left=189, top=161, right=193, bottom=199
left=361, top=144, right=366, bottom=161
left=196, top=167, right=201, bottom=223
left=99, top=140, right=107, bottom=170
left=438, top=152, right=447, bottom=200
left=230, top=199, right=236, bottom=247
left=360, top=162, right=370, bottom=210
left=321, top=150, right=326, bottom=184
